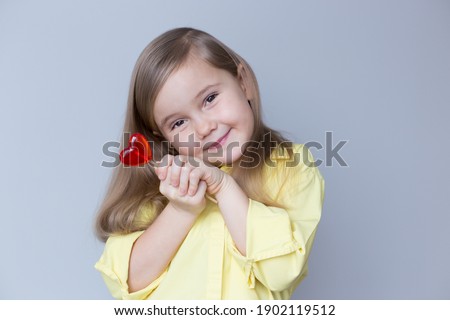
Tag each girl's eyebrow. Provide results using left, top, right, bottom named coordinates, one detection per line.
left=194, top=83, right=220, bottom=101
left=161, top=112, right=182, bottom=128
left=160, top=83, right=220, bottom=127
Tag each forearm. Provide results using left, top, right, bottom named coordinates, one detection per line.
left=215, top=175, right=249, bottom=255
left=127, top=202, right=197, bottom=293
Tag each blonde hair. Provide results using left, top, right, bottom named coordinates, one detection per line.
left=95, top=27, right=294, bottom=242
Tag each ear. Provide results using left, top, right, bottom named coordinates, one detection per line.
left=237, top=63, right=254, bottom=101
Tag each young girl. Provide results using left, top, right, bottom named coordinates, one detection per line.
left=94, top=27, right=325, bottom=300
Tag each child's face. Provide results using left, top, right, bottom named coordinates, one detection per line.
left=153, top=56, right=255, bottom=166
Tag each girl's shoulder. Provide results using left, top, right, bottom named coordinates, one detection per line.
left=266, top=143, right=318, bottom=181
left=265, top=143, right=323, bottom=202
left=269, top=143, right=315, bottom=167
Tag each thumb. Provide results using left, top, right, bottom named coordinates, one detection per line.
left=197, top=180, right=207, bottom=196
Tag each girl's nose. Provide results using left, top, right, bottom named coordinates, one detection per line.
left=194, top=114, right=217, bottom=139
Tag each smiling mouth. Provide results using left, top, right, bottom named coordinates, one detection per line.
left=204, top=130, right=230, bottom=150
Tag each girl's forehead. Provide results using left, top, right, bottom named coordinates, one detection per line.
left=171, top=56, right=221, bottom=84
left=155, top=57, right=230, bottom=109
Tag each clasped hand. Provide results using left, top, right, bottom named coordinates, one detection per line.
left=155, top=154, right=226, bottom=214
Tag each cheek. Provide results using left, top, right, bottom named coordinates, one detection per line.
left=236, top=102, right=254, bottom=126
left=241, top=107, right=255, bottom=138
left=220, top=101, right=248, bottom=123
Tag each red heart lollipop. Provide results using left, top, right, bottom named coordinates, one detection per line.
left=119, top=132, right=217, bottom=203
left=120, top=133, right=152, bottom=166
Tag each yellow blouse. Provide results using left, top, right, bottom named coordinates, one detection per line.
left=95, top=144, right=325, bottom=299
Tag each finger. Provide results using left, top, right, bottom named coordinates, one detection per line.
left=159, top=155, right=173, bottom=180
left=159, top=166, right=171, bottom=195
left=178, top=165, right=191, bottom=196
left=154, top=165, right=163, bottom=180
left=169, top=156, right=184, bottom=187
left=187, top=169, right=202, bottom=196
left=195, top=180, right=207, bottom=199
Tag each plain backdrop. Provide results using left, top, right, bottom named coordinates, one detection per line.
left=0, top=0, right=449, bottom=299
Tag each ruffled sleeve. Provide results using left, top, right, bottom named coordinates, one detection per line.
left=227, top=144, right=325, bottom=291
left=94, top=231, right=168, bottom=299
left=94, top=203, right=166, bottom=300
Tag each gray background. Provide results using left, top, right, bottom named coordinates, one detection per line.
left=1, top=0, right=449, bottom=299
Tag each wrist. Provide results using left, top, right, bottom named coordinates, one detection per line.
left=214, top=174, right=233, bottom=202
left=210, top=168, right=231, bottom=195
left=166, top=201, right=202, bottom=219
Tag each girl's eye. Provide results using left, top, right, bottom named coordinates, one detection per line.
left=205, top=93, right=218, bottom=104
left=171, top=119, right=185, bottom=130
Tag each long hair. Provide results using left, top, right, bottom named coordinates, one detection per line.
left=95, top=27, right=294, bottom=242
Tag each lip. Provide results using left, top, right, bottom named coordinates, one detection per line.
left=204, top=129, right=230, bottom=150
